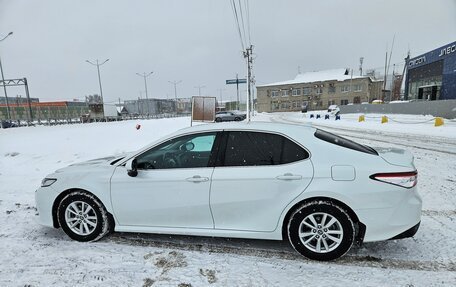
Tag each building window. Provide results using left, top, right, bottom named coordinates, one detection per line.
left=353, top=84, right=362, bottom=92
left=328, top=100, right=336, bottom=107
left=316, top=87, right=323, bottom=95
left=292, top=88, right=301, bottom=96
left=280, top=101, right=290, bottom=109
left=271, top=90, right=278, bottom=97
left=281, top=90, right=289, bottom=97
left=328, top=83, right=336, bottom=93
left=272, top=101, right=279, bottom=110
left=303, top=87, right=312, bottom=95
left=341, top=85, right=350, bottom=93
left=340, top=99, right=349, bottom=105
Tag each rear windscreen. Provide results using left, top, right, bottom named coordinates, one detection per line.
left=314, top=129, right=378, bottom=155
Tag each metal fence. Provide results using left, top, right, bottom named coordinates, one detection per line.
left=339, top=99, right=456, bottom=119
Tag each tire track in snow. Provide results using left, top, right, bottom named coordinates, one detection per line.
left=107, top=234, right=456, bottom=272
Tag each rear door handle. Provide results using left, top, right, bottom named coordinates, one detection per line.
left=186, top=175, right=209, bottom=183
left=276, top=173, right=302, bottom=180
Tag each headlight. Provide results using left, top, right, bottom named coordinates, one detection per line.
left=41, top=178, right=57, bottom=187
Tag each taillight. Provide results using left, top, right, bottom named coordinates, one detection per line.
left=370, top=171, right=417, bottom=188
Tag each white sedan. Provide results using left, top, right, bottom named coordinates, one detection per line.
left=35, top=122, right=421, bottom=261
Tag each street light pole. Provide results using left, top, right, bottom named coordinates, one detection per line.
left=136, top=72, right=153, bottom=116
left=86, top=59, right=109, bottom=104
left=168, top=80, right=182, bottom=101
left=194, top=85, right=205, bottom=97
left=217, top=88, right=226, bottom=110
left=0, top=31, right=13, bottom=120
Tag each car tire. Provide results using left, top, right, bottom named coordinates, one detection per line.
left=234, top=117, right=241, bottom=121
left=287, top=200, right=355, bottom=261
left=215, top=117, right=222, bottom=122
left=57, top=191, right=111, bottom=242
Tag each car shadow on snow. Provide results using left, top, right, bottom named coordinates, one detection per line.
left=103, top=232, right=444, bottom=271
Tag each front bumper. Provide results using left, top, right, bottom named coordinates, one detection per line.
left=35, top=186, right=59, bottom=228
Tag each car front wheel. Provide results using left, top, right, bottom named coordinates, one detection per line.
left=57, top=191, right=111, bottom=242
left=287, top=200, right=355, bottom=261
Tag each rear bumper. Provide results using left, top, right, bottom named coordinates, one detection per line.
left=355, top=187, right=422, bottom=242
left=390, top=221, right=420, bottom=240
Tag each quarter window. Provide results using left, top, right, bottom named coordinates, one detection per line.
left=223, top=131, right=309, bottom=166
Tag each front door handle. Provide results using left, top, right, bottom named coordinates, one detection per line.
left=186, top=175, right=209, bottom=182
left=276, top=173, right=302, bottom=180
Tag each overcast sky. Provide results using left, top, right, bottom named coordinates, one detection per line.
left=1, top=0, right=455, bottom=103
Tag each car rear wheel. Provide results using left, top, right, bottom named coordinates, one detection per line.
left=57, top=191, right=110, bottom=242
left=287, top=200, right=355, bottom=261
left=215, top=117, right=222, bottom=122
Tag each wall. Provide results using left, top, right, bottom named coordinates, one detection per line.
left=339, top=100, right=456, bottom=119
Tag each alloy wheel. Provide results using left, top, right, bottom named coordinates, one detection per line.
left=298, top=212, right=344, bottom=253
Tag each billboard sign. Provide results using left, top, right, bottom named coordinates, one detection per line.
left=191, top=96, right=216, bottom=122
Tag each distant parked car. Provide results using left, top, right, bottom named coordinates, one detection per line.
left=1, top=120, right=18, bottom=129
left=35, top=122, right=421, bottom=261
left=327, top=105, right=340, bottom=116
left=215, top=111, right=245, bottom=122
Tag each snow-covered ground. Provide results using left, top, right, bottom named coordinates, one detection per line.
left=1, top=114, right=455, bottom=286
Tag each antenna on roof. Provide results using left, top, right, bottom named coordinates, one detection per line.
left=359, top=57, right=364, bottom=76
left=298, top=65, right=301, bottom=74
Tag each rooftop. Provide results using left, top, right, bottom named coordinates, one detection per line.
left=257, top=68, right=369, bottom=87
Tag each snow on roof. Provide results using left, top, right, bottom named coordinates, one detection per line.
left=257, top=68, right=367, bottom=87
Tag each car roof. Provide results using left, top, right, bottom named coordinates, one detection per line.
left=175, top=120, right=315, bottom=135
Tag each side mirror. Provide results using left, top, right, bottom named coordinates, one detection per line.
left=126, top=158, right=138, bottom=177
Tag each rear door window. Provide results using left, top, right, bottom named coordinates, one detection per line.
left=222, top=131, right=309, bottom=166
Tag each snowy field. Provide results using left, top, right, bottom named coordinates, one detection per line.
left=1, top=114, right=455, bottom=286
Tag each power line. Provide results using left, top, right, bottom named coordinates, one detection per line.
left=238, top=0, right=247, bottom=47
left=230, top=0, right=245, bottom=51
left=245, top=0, right=251, bottom=45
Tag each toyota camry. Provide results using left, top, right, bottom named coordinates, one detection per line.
left=35, top=121, right=421, bottom=261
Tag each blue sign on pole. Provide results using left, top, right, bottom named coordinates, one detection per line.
left=226, top=79, right=247, bottom=85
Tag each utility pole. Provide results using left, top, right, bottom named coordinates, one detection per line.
left=136, top=72, right=153, bottom=116
left=243, top=45, right=254, bottom=121
left=0, top=31, right=13, bottom=120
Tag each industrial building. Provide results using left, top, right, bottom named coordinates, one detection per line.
left=0, top=101, right=88, bottom=122
left=256, top=69, right=383, bottom=113
left=405, top=40, right=456, bottom=101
